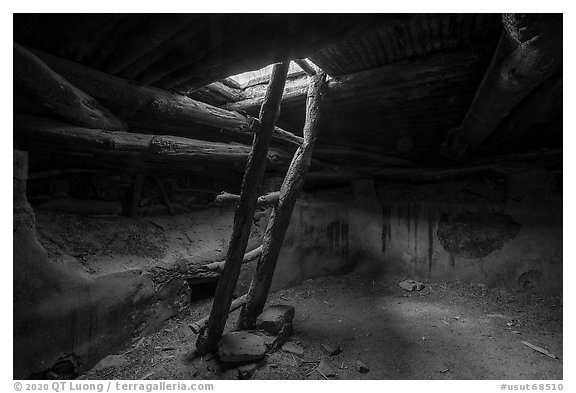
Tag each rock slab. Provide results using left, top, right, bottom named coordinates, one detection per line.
left=218, top=331, right=266, bottom=363
left=255, top=304, right=295, bottom=336
left=399, top=279, right=425, bottom=292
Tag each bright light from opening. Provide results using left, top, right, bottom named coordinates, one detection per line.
left=228, top=59, right=321, bottom=87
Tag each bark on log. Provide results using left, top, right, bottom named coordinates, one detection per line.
left=188, top=295, right=247, bottom=335
left=14, top=113, right=290, bottom=169
left=179, top=81, right=243, bottom=102
left=204, top=246, right=263, bottom=273
left=214, top=191, right=279, bottom=208
left=14, top=42, right=126, bottom=131
left=195, top=62, right=290, bottom=355
left=29, top=48, right=303, bottom=148
left=238, top=72, right=327, bottom=330
left=441, top=14, right=563, bottom=161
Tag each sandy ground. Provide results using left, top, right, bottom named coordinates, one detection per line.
left=81, top=272, right=562, bottom=380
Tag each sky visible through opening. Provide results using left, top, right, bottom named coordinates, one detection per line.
left=228, top=59, right=319, bottom=86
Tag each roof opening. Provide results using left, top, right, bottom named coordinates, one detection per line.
left=228, top=58, right=323, bottom=88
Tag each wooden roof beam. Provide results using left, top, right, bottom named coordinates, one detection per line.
left=29, top=48, right=303, bottom=148
left=441, top=13, right=563, bottom=161
left=14, top=113, right=291, bottom=169
left=14, top=42, right=125, bottom=132
left=224, top=47, right=489, bottom=113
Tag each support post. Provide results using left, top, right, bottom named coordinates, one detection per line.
left=194, top=62, right=290, bottom=355
left=238, top=72, right=327, bottom=329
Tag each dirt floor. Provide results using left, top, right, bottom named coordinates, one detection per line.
left=81, top=272, right=563, bottom=380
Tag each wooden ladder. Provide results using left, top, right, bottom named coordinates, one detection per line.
left=195, top=62, right=327, bottom=355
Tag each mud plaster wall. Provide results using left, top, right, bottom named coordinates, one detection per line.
left=15, top=155, right=353, bottom=378
left=15, top=152, right=562, bottom=378
left=379, top=174, right=563, bottom=291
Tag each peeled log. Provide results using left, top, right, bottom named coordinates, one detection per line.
left=441, top=14, right=563, bottom=161
left=14, top=113, right=290, bottom=169
left=29, top=48, right=303, bottom=148
left=214, top=191, right=279, bottom=208
left=14, top=42, right=125, bottom=131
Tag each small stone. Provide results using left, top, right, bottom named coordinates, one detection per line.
left=356, top=360, right=370, bottom=373
left=399, top=279, right=425, bottom=292
left=282, top=342, right=304, bottom=356
left=317, top=360, right=337, bottom=377
left=256, top=305, right=295, bottom=336
left=218, top=331, right=266, bottom=363
left=321, top=344, right=342, bottom=356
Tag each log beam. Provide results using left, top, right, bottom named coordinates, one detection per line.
left=441, top=13, right=563, bottom=161
left=29, top=48, right=303, bottom=148
left=195, top=62, right=290, bottom=355
left=14, top=42, right=125, bottom=131
left=238, top=72, right=327, bottom=329
left=224, top=47, right=488, bottom=113
left=14, top=113, right=290, bottom=169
